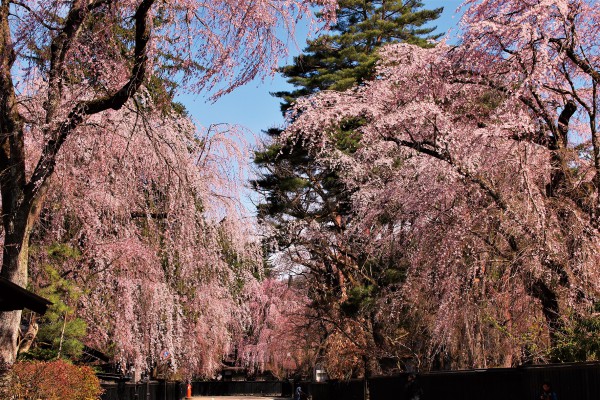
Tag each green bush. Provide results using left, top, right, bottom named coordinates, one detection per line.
left=4, top=360, right=102, bottom=400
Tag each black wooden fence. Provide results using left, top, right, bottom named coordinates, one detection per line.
left=100, top=362, right=600, bottom=400
left=307, top=362, right=600, bottom=400
left=101, top=381, right=184, bottom=400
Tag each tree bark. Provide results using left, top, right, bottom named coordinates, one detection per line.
left=527, top=279, right=562, bottom=351
left=0, top=0, right=29, bottom=366
left=17, top=316, right=38, bottom=355
left=0, top=194, right=46, bottom=365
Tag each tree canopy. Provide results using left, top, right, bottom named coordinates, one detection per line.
left=281, top=0, right=600, bottom=369
left=0, top=0, right=336, bottom=372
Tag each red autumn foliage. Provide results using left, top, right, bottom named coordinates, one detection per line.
left=5, top=359, right=102, bottom=400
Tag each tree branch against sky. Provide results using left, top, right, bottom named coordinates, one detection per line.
left=183, top=0, right=465, bottom=146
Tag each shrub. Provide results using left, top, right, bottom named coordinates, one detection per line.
left=4, top=359, right=102, bottom=400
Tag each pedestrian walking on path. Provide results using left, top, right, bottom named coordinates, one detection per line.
left=404, top=373, right=423, bottom=400
left=294, top=384, right=305, bottom=400
left=538, top=381, right=558, bottom=400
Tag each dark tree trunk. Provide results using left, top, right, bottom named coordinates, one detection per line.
left=0, top=0, right=30, bottom=367
left=0, top=194, right=45, bottom=365
left=527, top=279, right=562, bottom=351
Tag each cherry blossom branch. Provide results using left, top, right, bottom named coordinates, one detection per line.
left=384, top=134, right=509, bottom=212
left=46, top=0, right=115, bottom=124
left=10, top=1, right=59, bottom=31
left=550, top=38, right=600, bottom=83
left=26, top=0, right=156, bottom=206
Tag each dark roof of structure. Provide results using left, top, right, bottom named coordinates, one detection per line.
left=0, top=277, right=52, bottom=314
left=80, top=345, right=111, bottom=363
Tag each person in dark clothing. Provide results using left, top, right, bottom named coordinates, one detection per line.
left=295, top=384, right=304, bottom=400
left=538, top=381, right=558, bottom=400
left=404, top=373, right=423, bottom=400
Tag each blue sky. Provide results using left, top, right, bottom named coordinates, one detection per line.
left=179, top=1, right=466, bottom=144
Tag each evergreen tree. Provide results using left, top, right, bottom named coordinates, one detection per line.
left=253, top=0, right=443, bottom=376
left=275, top=0, right=442, bottom=108
left=254, top=0, right=442, bottom=247
left=19, top=244, right=87, bottom=361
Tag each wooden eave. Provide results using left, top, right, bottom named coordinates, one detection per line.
left=0, top=277, right=52, bottom=314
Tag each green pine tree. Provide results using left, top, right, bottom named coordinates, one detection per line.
left=253, top=0, right=442, bottom=376
left=254, top=0, right=442, bottom=242
left=19, top=244, right=87, bottom=362
left=275, top=0, right=442, bottom=109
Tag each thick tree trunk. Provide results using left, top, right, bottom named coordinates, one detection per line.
left=0, top=0, right=29, bottom=368
left=0, top=111, right=47, bottom=365
left=362, top=355, right=371, bottom=400
left=501, top=295, right=514, bottom=367
left=0, top=312, right=21, bottom=368
left=0, top=208, right=38, bottom=365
